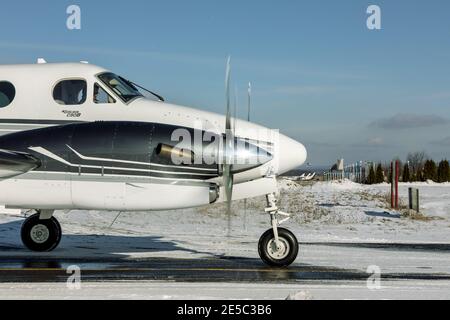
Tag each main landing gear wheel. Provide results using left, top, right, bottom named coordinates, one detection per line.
left=258, top=228, right=299, bottom=267
left=21, top=213, right=62, bottom=252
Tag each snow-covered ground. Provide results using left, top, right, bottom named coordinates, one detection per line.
left=0, top=178, right=449, bottom=299
left=372, top=182, right=450, bottom=218
left=278, top=179, right=450, bottom=243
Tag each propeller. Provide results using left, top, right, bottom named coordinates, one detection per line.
left=223, top=56, right=236, bottom=236
left=244, top=82, right=252, bottom=231
left=222, top=59, right=259, bottom=235
left=243, top=82, right=252, bottom=231
left=224, top=56, right=234, bottom=237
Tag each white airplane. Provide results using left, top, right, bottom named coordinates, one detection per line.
left=300, top=173, right=316, bottom=181
left=0, top=60, right=307, bottom=267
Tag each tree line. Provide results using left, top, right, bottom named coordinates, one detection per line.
left=365, top=152, right=450, bottom=185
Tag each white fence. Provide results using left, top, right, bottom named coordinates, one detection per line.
left=323, top=161, right=370, bottom=183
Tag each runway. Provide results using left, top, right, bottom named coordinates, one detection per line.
left=1, top=242, right=450, bottom=284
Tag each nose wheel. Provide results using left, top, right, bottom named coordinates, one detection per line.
left=258, top=193, right=299, bottom=267
left=258, top=228, right=299, bottom=267
left=21, top=212, right=62, bottom=252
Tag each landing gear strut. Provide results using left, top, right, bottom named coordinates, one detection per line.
left=258, top=193, right=299, bottom=267
left=21, top=210, right=62, bottom=252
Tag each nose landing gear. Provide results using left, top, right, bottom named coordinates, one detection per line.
left=21, top=210, right=62, bottom=252
left=258, top=193, right=299, bottom=267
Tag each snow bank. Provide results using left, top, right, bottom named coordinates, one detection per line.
left=310, top=180, right=364, bottom=192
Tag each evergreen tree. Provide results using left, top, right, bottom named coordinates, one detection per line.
left=403, top=163, right=410, bottom=182
left=387, top=165, right=392, bottom=183
left=417, top=170, right=424, bottom=182
left=423, top=159, right=437, bottom=182
left=375, top=163, right=384, bottom=184
left=437, top=160, right=450, bottom=183
left=367, top=165, right=376, bottom=185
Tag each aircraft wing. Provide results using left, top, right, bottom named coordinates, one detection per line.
left=0, top=149, right=41, bottom=179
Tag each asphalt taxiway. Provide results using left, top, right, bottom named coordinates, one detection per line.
left=1, top=242, right=450, bottom=283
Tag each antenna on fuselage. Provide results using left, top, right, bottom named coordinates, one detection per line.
left=247, top=82, right=252, bottom=122
left=234, top=85, right=238, bottom=137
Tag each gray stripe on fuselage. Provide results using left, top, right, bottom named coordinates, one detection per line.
left=0, top=119, right=85, bottom=125
left=12, top=171, right=215, bottom=187
left=0, top=120, right=68, bottom=135
left=0, top=124, right=53, bottom=133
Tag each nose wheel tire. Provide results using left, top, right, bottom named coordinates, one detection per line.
left=21, top=214, right=62, bottom=252
left=258, top=228, right=299, bottom=267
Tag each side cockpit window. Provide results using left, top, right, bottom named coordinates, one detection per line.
left=98, top=73, right=143, bottom=103
left=0, top=81, right=16, bottom=108
left=94, top=83, right=116, bottom=104
left=53, top=79, right=87, bottom=105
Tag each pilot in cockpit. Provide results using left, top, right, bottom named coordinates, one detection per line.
left=94, top=83, right=115, bottom=104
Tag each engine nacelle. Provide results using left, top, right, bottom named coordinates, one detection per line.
left=70, top=181, right=220, bottom=211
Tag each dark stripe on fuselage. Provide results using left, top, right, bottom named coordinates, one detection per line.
left=0, top=121, right=221, bottom=181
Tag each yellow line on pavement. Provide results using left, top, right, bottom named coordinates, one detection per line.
left=0, top=267, right=311, bottom=273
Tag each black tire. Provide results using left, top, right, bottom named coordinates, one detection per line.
left=258, top=228, right=299, bottom=267
left=21, top=214, right=62, bottom=252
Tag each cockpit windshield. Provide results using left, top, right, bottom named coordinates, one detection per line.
left=97, top=72, right=143, bottom=103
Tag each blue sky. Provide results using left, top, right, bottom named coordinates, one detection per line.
left=1, top=0, right=449, bottom=166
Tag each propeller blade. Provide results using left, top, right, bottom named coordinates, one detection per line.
left=224, top=164, right=233, bottom=236
left=224, top=56, right=234, bottom=237
left=225, top=56, right=232, bottom=132
left=243, top=82, right=251, bottom=230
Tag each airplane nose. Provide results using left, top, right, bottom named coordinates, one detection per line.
left=276, top=134, right=308, bottom=175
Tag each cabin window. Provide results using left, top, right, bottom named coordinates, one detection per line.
left=0, top=81, right=16, bottom=108
left=53, top=79, right=87, bottom=105
left=94, top=83, right=116, bottom=104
